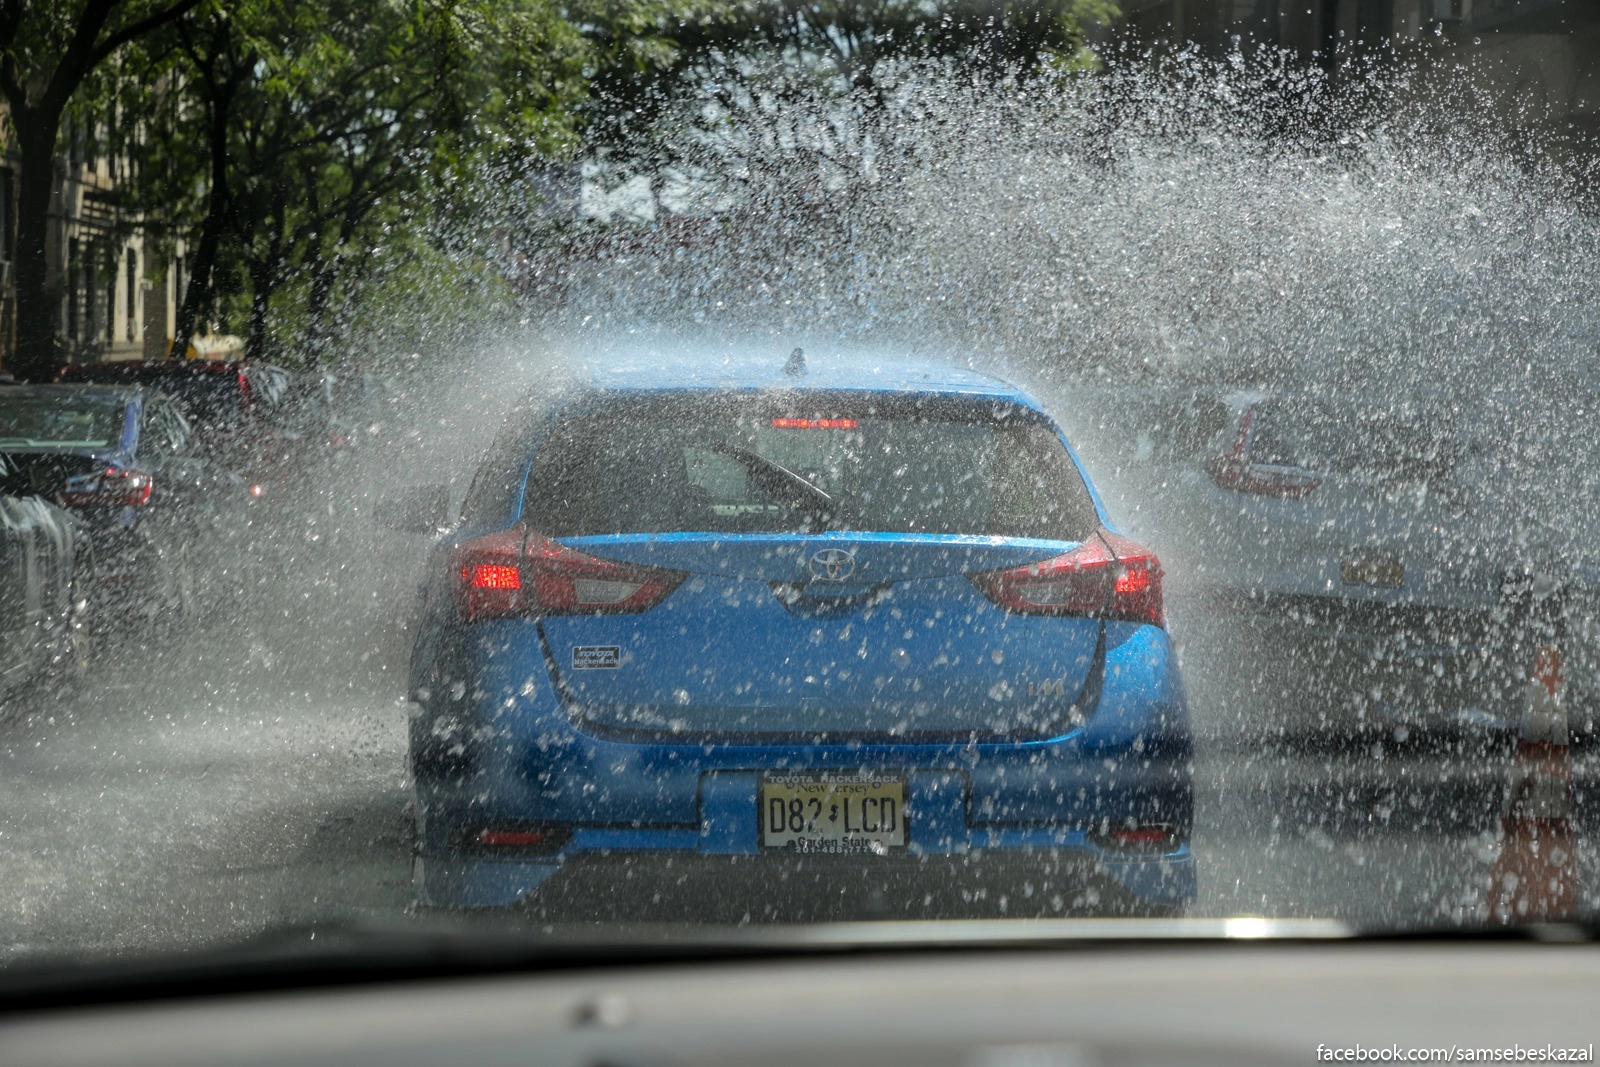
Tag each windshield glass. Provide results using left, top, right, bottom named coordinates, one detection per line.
left=4, top=0, right=1600, bottom=986
left=0, top=395, right=125, bottom=449
left=525, top=394, right=1100, bottom=539
left=81, top=372, right=242, bottom=427
left=1248, top=400, right=1460, bottom=482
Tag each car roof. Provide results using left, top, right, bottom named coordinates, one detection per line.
left=575, top=352, right=1034, bottom=403
left=0, top=382, right=140, bottom=404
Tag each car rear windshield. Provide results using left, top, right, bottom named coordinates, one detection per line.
left=1248, top=399, right=1458, bottom=482
left=522, top=391, right=1100, bottom=540
left=65, top=367, right=246, bottom=427
left=0, top=395, right=126, bottom=450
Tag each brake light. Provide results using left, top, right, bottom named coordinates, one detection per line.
left=969, top=530, right=1164, bottom=626
left=1207, top=406, right=1322, bottom=498
left=60, top=467, right=154, bottom=508
left=1218, top=463, right=1323, bottom=497
left=468, top=564, right=521, bottom=590
left=770, top=417, right=858, bottom=429
left=454, top=527, right=529, bottom=622
left=453, top=525, right=685, bottom=623
left=467, top=825, right=570, bottom=853
left=1090, top=822, right=1180, bottom=854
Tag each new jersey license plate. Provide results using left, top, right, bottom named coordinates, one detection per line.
left=1341, top=556, right=1403, bottom=587
left=760, top=772, right=907, bottom=854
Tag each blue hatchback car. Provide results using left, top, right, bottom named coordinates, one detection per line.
left=404, top=354, right=1195, bottom=918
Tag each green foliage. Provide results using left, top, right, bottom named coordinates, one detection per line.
left=113, top=0, right=612, bottom=363
left=0, top=0, right=208, bottom=118
left=579, top=0, right=1119, bottom=153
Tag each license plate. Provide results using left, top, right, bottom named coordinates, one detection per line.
left=1341, top=556, right=1403, bottom=587
left=760, top=772, right=907, bottom=854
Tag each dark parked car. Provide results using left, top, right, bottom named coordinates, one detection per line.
left=0, top=385, right=254, bottom=635
left=0, top=451, right=93, bottom=705
left=56, top=360, right=296, bottom=503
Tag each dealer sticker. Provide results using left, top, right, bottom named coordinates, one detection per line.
left=571, top=646, right=621, bottom=670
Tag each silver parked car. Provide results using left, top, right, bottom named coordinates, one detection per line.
left=0, top=451, right=93, bottom=706
left=1060, top=385, right=1578, bottom=737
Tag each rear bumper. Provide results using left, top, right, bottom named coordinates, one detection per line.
left=86, top=526, right=169, bottom=602
left=414, top=748, right=1195, bottom=911
left=1202, top=591, right=1512, bottom=701
left=1186, top=588, right=1600, bottom=732
left=410, top=618, right=1194, bottom=912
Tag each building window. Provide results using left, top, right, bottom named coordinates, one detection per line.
left=126, top=248, right=139, bottom=342
left=66, top=239, right=79, bottom=341
left=104, top=242, right=115, bottom=343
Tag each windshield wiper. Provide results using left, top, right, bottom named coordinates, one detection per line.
left=707, top=442, right=856, bottom=528
left=0, top=439, right=106, bottom=449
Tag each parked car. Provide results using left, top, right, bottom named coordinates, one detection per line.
left=1057, top=383, right=1564, bottom=736
left=390, top=354, right=1194, bottom=918
left=0, top=451, right=93, bottom=706
left=56, top=360, right=297, bottom=504
left=283, top=369, right=394, bottom=452
left=0, top=384, right=254, bottom=636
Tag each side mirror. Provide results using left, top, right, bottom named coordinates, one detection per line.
left=374, top=482, right=451, bottom=533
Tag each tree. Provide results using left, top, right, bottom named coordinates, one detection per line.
left=579, top=0, right=1119, bottom=155
left=126, top=0, right=659, bottom=367
left=0, top=0, right=205, bottom=380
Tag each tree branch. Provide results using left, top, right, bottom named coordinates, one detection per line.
left=39, top=0, right=117, bottom=116
left=88, top=0, right=206, bottom=69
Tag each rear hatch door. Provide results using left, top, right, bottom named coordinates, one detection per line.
left=523, top=389, right=1111, bottom=742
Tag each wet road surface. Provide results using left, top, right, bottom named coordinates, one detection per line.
left=4, top=549, right=1598, bottom=964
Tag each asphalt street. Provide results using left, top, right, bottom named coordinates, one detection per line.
left=4, top=538, right=1599, bottom=964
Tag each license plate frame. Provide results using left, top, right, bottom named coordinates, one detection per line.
left=1341, top=556, right=1404, bottom=588
left=759, top=771, right=908, bottom=855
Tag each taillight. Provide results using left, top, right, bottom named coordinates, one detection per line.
left=465, top=825, right=570, bottom=853
left=1222, top=464, right=1322, bottom=497
left=60, top=468, right=154, bottom=508
left=1207, top=406, right=1322, bottom=498
left=454, top=527, right=530, bottom=622
left=969, top=530, right=1164, bottom=626
left=1090, top=822, right=1181, bottom=855
left=453, top=525, right=685, bottom=623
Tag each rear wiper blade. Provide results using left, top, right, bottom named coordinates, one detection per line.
left=708, top=442, right=855, bottom=524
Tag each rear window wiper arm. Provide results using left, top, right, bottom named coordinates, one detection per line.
left=707, top=442, right=855, bottom=523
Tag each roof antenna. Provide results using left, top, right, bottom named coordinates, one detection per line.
left=784, top=347, right=806, bottom=378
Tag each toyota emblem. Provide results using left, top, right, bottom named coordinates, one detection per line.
left=808, top=548, right=857, bottom=582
